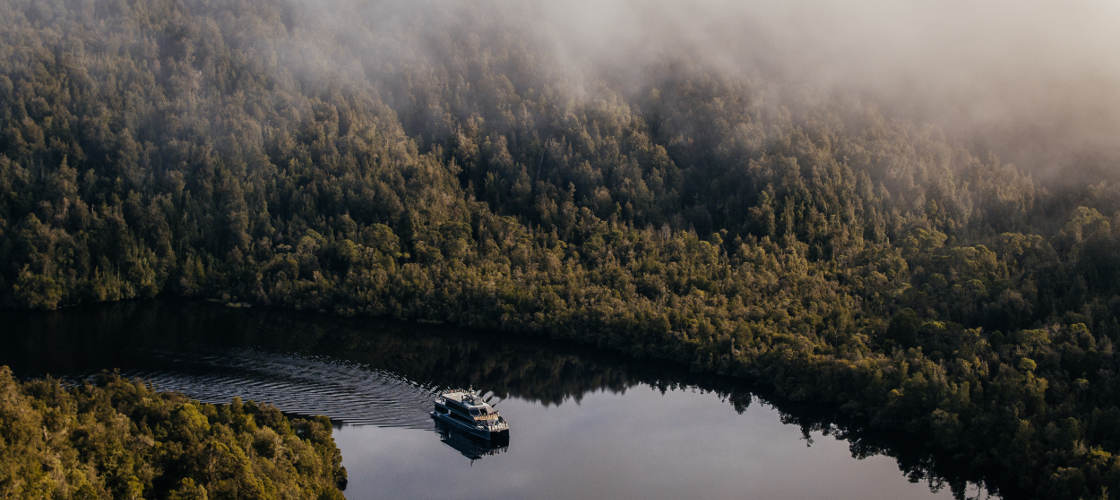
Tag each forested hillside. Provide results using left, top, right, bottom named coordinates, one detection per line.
left=0, top=368, right=347, bottom=498
left=2, top=0, right=1120, bottom=497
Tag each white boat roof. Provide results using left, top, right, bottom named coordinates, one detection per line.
left=442, top=391, right=492, bottom=408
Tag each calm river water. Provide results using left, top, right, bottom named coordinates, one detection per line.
left=1, top=301, right=990, bottom=499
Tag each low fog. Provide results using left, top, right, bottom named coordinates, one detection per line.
left=288, top=0, right=1120, bottom=176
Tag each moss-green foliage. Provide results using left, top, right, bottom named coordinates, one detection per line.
left=1, top=0, right=1120, bottom=497
left=0, top=367, right=346, bottom=499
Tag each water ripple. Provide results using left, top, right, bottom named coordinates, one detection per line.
left=101, top=349, right=439, bottom=428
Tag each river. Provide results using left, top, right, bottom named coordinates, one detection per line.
left=0, top=301, right=991, bottom=499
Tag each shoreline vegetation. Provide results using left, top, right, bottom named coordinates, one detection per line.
left=2, top=1, right=1119, bottom=497
left=0, top=367, right=347, bottom=499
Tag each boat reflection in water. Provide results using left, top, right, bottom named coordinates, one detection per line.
left=433, top=417, right=510, bottom=462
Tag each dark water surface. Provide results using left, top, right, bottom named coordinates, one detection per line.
left=1, top=301, right=990, bottom=499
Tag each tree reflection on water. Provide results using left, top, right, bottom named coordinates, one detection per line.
left=2, top=300, right=996, bottom=498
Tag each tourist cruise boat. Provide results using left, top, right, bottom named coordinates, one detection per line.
left=431, top=390, right=510, bottom=442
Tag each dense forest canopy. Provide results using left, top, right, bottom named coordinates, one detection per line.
left=0, top=368, right=347, bottom=498
left=2, top=0, right=1120, bottom=497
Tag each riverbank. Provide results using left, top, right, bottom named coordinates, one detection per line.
left=2, top=300, right=978, bottom=499
left=3, top=299, right=999, bottom=498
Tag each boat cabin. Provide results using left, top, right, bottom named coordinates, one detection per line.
left=439, top=391, right=499, bottom=421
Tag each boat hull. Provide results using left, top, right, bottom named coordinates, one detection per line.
left=431, top=411, right=510, bottom=443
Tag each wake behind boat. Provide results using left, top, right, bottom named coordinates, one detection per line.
left=431, top=390, right=510, bottom=443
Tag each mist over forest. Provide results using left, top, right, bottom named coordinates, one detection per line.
left=285, top=0, right=1120, bottom=177
left=2, top=0, right=1120, bottom=498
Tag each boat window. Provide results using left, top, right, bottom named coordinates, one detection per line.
left=469, top=408, right=479, bottom=415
